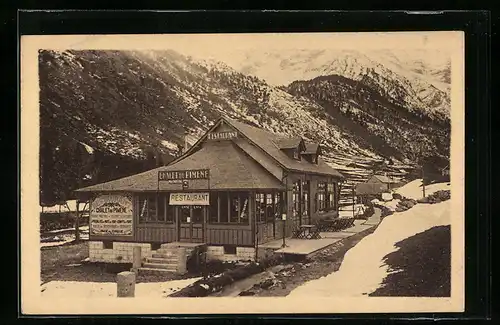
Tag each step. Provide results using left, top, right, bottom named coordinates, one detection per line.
left=138, top=267, right=177, bottom=275
left=155, top=249, right=179, bottom=256
left=152, top=253, right=179, bottom=259
left=146, top=257, right=178, bottom=264
left=143, top=262, right=177, bottom=270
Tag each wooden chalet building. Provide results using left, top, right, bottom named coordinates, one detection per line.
left=75, top=117, right=345, bottom=263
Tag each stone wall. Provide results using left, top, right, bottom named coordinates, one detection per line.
left=88, top=241, right=152, bottom=263
left=205, top=246, right=255, bottom=262
left=89, top=242, right=256, bottom=263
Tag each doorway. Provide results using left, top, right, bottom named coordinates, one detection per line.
left=177, top=205, right=206, bottom=243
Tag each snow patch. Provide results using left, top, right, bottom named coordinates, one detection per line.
left=40, top=278, right=202, bottom=298
left=396, top=179, right=450, bottom=200
left=79, top=142, right=94, bottom=154
left=161, top=140, right=179, bottom=151
left=288, top=200, right=450, bottom=297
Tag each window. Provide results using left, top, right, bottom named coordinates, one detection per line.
left=256, top=193, right=265, bottom=223
left=256, top=191, right=285, bottom=223
left=179, top=205, right=190, bottom=223
left=209, top=192, right=249, bottom=224
left=209, top=192, right=219, bottom=223
left=219, top=192, right=229, bottom=223
left=316, top=182, right=336, bottom=212
left=223, top=245, right=237, bottom=255
left=178, top=205, right=204, bottom=223
left=292, top=181, right=300, bottom=217
left=316, top=182, right=326, bottom=212
left=138, top=194, right=174, bottom=223
left=274, top=192, right=283, bottom=220
left=157, top=195, right=165, bottom=221
left=103, top=241, right=113, bottom=249
left=327, top=182, right=336, bottom=210
left=301, top=181, right=310, bottom=216
left=192, top=205, right=204, bottom=223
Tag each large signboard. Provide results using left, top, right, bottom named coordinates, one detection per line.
left=90, top=194, right=133, bottom=236
left=169, top=193, right=210, bottom=205
left=158, top=169, right=209, bottom=182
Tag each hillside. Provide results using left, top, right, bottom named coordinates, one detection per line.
left=283, top=74, right=450, bottom=164
left=39, top=49, right=446, bottom=204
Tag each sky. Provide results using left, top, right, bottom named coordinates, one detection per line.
left=152, top=32, right=454, bottom=68
left=30, top=31, right=459, bottom=69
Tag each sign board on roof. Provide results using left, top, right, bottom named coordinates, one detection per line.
left=158, top=169, right=209, bottom=181
left=169, top=193, right=210, bottom=205
left=90, top=194, right=133, bottom=236
left=207, top=131, right=238, bottom=141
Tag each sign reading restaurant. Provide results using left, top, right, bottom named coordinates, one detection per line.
left=207, top=131, right=238, bottom=141
left=158, top=169, right=209, bottom=181
left=169, top=192, right=210, bottom=205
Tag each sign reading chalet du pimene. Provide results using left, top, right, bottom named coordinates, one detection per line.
left=158, top=169, right=210, bottom=182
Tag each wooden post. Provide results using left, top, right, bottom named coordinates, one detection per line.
left=352, top=187, right=355, bottom=219
left=132, top=246, right=142, bottom=273
left=116, top=271, right=136, bottom=297
left=176, top=247, right=187, bottom=275
left=422, top=166, right=426, bottom=198
left=75, top=200, right=80, bottom=242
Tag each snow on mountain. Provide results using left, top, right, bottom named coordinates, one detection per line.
left=217, top=48, right=451, bottom=122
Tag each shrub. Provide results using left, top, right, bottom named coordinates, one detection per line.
left=393, top=193, right=403, bottom=200
left=418, top=190, right=451, bottom=204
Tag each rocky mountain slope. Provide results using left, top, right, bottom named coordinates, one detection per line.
left=39, top=49, right=449, bottom=204
left=283, top=74, right=450, bottom=165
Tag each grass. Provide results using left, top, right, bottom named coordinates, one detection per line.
left=41, top=241, right=192, bottom=284
left=369, top=225, right=451, bottom=297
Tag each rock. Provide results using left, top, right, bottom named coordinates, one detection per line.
left=392, top=193, right=403, bottom=200
left=239, top=290, right=256, bottom=296
left=259, top=279, right=274, bottom=289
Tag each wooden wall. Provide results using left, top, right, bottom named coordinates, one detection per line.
left=205, top=225, right=254, bottom=246
left=136, top=224, right=176, bottom=242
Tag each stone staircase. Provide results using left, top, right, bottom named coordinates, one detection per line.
left=137, top=242, right=205, bottom=275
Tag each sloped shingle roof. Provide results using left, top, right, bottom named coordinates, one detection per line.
left=76, top=141, right=284, bottom=192
left=227, top=118, right=344, bottom=179
left=276, top=137, right=304, bottom=149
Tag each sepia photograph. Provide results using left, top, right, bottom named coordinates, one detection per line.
left=21, top=31, right=465, bottom=314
